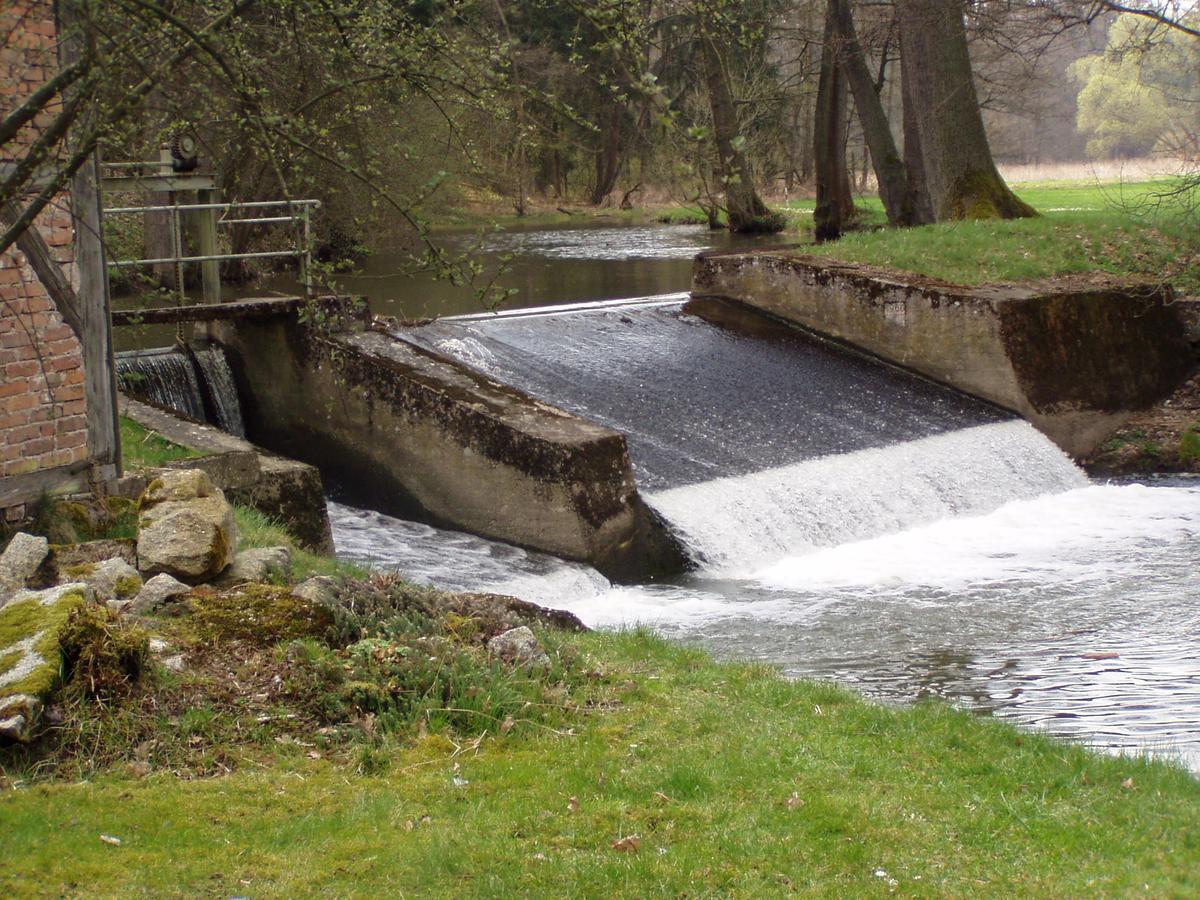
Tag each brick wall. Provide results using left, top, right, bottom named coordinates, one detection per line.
left=1, top=0, right=91, bottom=522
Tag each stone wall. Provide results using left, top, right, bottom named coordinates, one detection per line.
left=694, top=251, right=1195, bottom=457
left=1, top=1, right=90, bottom=523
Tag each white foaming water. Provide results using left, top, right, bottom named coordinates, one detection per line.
left=327, top=501, right=609, bottom=607
left=558, top=482, right=1199, bottom=628
left=644, top=420, right=1087, bottom=577
left=755, top=481, right=1200, bottom=591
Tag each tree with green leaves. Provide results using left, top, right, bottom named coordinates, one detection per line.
left=1070, top=12, right=1199, bottom=159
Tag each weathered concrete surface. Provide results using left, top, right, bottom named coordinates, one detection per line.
left=214, top=317, right=686, bottom=581
left=120, top=396, right=334, bottom=553
left=694, top=252, right=1195, bottom=457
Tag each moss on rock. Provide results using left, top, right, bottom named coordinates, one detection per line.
left=1, top=585, right=92, bottom=740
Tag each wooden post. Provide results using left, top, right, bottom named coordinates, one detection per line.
left=300, top=203, right=312, bottom=297
left=57, top=0, right=121, bottom=480
left=195, top=187, right=221, bottom=342
left=71, top=150, right=123, bottom=478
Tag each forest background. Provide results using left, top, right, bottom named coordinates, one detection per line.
left=2, top=0, right=1197, bottom=289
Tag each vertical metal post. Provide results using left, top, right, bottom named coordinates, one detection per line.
left=196, top=187, right=221, bottom=305
left=300, top=202, right=313, bottom=297
left=170, top=191, right=185, bottom=344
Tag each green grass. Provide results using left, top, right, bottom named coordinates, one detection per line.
left=119, top=417, right=205, bottom=470
left=788, top=179, right=1200, bottom=294
left=233, top=505, right=368, bottom=581
left=1, top=629, right=1196, bottom=896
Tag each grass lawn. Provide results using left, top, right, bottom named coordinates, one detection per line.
left=119, top=417, right=205, bottom=469
left=2, top=630, right=1197, bottom=897
left=796, top=179, right=1200, bottom=295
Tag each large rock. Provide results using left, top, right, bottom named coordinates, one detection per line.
left=487, top=626, right=550, bottom=669
left=0, top=583, right=92, bottom=742
left=293, top=575, right=340, bottom=608
left=0, top=533, right=50, bottom=603
left=214, top=547, right=291, bottom=586
left=72, top=558, right=143, bottom=608
left=137, top=470, right=237, bottom=583
left=128, top=573, right=192, bottom=615
left=41, top=539, right=137, bottom=588
left=140, top=468, right=214, bottom=505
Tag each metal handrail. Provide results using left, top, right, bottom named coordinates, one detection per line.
left=101, top=197, right=319, bottom=297
left=108, top=249, right=302, bottom=267
left=105, top=199, right=321, bottom=214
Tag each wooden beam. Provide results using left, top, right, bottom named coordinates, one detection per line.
left=100, top=174, right=216, bottom=193
left=1, top=199, right=84, bottom=340
left=110, top=296, right=305, bottom=326
left=0, top=461, right=91, bottom=508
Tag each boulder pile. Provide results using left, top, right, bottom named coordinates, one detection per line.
left=0, top=468, right=296, bottom=743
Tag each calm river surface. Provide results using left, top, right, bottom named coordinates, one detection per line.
left=287, top=221, right=786, bottom=319
left=114, top=220, right=785, bottom=350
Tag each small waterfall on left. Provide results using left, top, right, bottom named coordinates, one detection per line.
left=116, top=344, right=246, bottom=436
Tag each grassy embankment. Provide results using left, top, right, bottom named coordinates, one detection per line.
left=805, top=179, right=1200, bottom=295
left=2, top=628, right=1198, bottom=895
left=2, top=417, right=1199, bottom=894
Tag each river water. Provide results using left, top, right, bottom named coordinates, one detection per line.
left=296, top=222, right=1200, bottom=770
left=324, top=222, right=786, bottom=320
left=330, top=478, right=1200, bottom=773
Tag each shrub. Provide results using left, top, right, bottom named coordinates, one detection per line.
left=59, top=606, right=150, bottom=701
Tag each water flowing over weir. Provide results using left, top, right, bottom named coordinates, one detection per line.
left=116, top=345, right=245, bottom=436
left=398, top=295, right=1084, bottom=568
left=369, top=294, right=1200, bottom=769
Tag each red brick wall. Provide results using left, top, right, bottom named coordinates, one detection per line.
left=2, top=0, right=91, bottom=521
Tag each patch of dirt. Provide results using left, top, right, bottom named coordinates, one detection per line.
left=1085, top=367, right=1200, bottom=475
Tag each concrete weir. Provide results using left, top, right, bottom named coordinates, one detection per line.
left=213, top=310, right=685, bottom=582
left=693, top=251, right=1195, bottom=457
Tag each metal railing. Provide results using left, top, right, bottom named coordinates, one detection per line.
left=103, top=198, right=320, bottom=299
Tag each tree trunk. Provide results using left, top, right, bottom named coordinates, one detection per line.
left=589, top=104, right=623, bottom=205
left=900, top=39, right=936, bottom=225
left=894, top=0, right=1035, bottom=220
left=830, top=0, right=913, bottom=226
left=699, top=31, right=784, bottom=234
left=813, top=4, right=855, bottom=241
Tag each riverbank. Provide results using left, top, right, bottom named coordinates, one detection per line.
left=3, top=625, right=1198, bottom=895
left=4, top=424, right=1199, bottom=893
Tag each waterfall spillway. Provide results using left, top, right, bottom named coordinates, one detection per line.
left=116, top=345, right=246, bottom=436
left=400, top=295, right=1085, bottom=569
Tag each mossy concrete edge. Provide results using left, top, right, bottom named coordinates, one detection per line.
left=694, top=250, right=1195, bottom=457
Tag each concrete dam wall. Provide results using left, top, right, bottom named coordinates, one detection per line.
left=693, top=251, right=1195, bottom=457
left=213, top=310, right=685, bottom=582
left=198, top=249, right=1195, bottom=581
